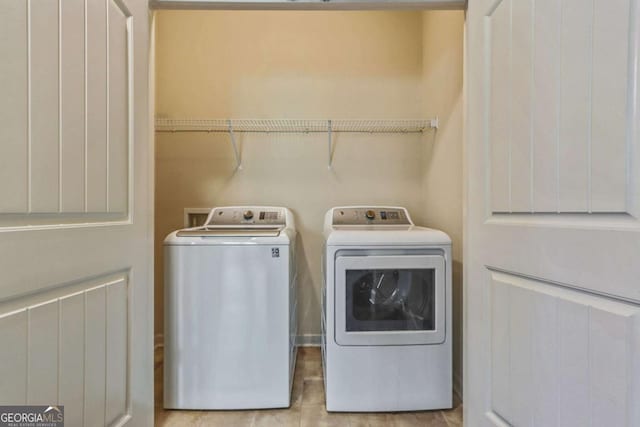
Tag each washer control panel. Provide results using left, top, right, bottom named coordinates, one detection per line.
left=332, top=207, right=411, bottom=226
left=206, top=207, right=285, bottom=226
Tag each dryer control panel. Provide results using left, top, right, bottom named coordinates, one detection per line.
left=332, top=207, right=411, bottom=226
left=206, top=207, right=286, bottom=226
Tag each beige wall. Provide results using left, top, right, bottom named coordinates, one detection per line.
left=154, top=10, right=463, bottom=387
left=421, top=10, right=465, bottom=395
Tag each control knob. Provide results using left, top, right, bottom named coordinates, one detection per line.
left=243, top=210, right=254, bottom=220
left=365, top=210, right=376, bottom=220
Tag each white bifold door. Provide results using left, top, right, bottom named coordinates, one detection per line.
left=0, top=0, right=152, bottom=425
left=466, top=0, right=640, bottom=426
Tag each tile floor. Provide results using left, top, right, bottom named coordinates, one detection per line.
left=155, top=347, right=463, bottom=426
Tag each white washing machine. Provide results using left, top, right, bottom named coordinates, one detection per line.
left=322, top=206, right=452, bottom=412
left=164, top=206, right=297, bottom=410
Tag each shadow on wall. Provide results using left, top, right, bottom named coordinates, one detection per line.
left=294, top=227, right=318, bottom=343
left=452, top=259, right=463, bottom=397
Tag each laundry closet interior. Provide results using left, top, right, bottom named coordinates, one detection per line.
left=153, top=4, right=464, bottom=410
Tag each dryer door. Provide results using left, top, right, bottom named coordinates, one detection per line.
left=335, top=255, right=446, bottom=346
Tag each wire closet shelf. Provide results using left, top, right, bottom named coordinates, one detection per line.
left=155, top=118, right=438, bottom=133
left=155, top=118, right=439, bottom=169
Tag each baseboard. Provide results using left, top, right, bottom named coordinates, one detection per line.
left=296, top=334, right=321, bottom=347
left=453, top=371, right=463, bottom=402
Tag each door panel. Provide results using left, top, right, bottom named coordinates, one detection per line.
left=0, top=311, right=28, bottom=404
left=488, top=272, right=640, bottom=426
left=0, top=275, right=132, bottom=425
left=108, top=0, right=131, bottom=214
left=87, top=0, right=109, bottom=213
left=61, top=0, right=87, bottom=213
left=591, top=1, right=631, bottom=212
left=467, top=0, right=640, bottom=425
left=31, top=0, right=60, bottom=213
left=59, top=293, right=85, bottom=427
left=0, top=1, right=28, bottom=213
left=486, top=0, right=634, bottom=215
left=558, top=0, right=591, bottom=213
left=27, top=300, right=59, bottom=404
left=85, top=286, right=108, bottom=427
left=0, top=0, right=131, bottom=224
left=532, top=0, right=561, bottom=212
left=0, top=0, right=151, bottom=425
left=106, top=280, right=129, bottom=425
left=509, top=0, right=533, bottom=212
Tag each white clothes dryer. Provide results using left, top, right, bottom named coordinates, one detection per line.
left=164, top=206, right=297, bottom=410
left=322, top=206, right=452, bottom=412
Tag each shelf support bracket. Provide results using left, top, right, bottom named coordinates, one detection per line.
left=430, top=117, right=439, bottom=130
left=227, top=119, right=242, bottom=170
left=327, top=119, right=333, bottom=169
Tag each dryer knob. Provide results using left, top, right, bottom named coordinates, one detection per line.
left=243, top=210, right=254, bottom=220
left=365, top=210, right=376, bottom=220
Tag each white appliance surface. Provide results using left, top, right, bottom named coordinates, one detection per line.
left=164, top=206, right=297, bottom=410
left=322, top=206, right=452, bottom=412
